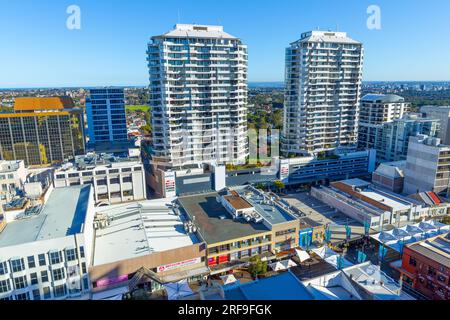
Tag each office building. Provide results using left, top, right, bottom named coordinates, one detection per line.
left=376, top=114, right=440, bottom=163
left=0, top=97, right=85, bottom=166
left=398, top=233, right=450, bottom=300
left=147, top=24, right=249, bottom=169
left=85, top=88, right=128, bottom=147
left=53, top=152, right=146, bottom=205
left=421, top=105, right=450, bottom=145
left=282, top=31, right=364, bottom=156
left=404, top=135, right=450, bottom=196
left=0, top=185, right=95, bottom=300
left=358, top=94, right=409, bottom=150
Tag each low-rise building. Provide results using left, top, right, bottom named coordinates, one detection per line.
left=176, top=186, right=300, bottom=274
left=372, top=161, right=406, bottom=194
left=0, top=185, right=95, bottom=300
left=145, top=147, right=377, bottom=198
left=302, top=262, right=414, bottom=300
left=398, top=233, right=450, bottom=300
left=89, top=198, right=208, bottom=299
left=54, top=152, right=146, bottom=206
left=0, top=160, right=27, bottom=206
left=311, top=179, right=427, bottom=228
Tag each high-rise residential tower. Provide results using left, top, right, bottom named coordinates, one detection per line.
left=85, top=88, right=128, bottom=147
left=282, top=31, right=364, bottom=157
left=358, top=94, right=410, bottom=150
left=147, top=24, right=249, bottom=169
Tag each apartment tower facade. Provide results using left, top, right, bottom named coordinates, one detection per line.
left=147, top=24, right=249, bottom=169
left=282, top=31, right=364, bottom=157
left=358, top=94, right=410, bottom=150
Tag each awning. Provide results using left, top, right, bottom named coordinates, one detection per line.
left=164, top=280, right=193, bottom=300
left=295, top=249, right=311, bottom=263
left=159, top=266, right=209, bottom=283
left=370, top=220, right=450, bottom=252
left=220, top=274, right=238, bottom=285
left=92, top=286, right=128, bottom=300
left=280, top=259, right=297, bottom=269
left=269, top=261, right=286, bottom=271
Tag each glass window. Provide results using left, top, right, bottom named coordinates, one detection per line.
left=43, top=287, right=51, bottom=299
left=32, top=289, right=41, bottom=300
left=54, top=284, right=67, bottom=298
left=13, top=276, right=27, bottom=289
left=15, top=292, right=30, bottom=301
left=82, top=277, right=90, bottom=291
left=27, top=256, right=36, bottom=269
left=81, top=262, right=87, bottom=274
left=41, top=271, right=49, bottom=283
left=0, top=261, right=8, bottom=275
left=49, top=251, right=63, bottom=264
left=38, top=254, right=46, bottom=266
left=30, top=272, right=38, bottom=285
left=0, top=279, right=11, bottom=293
left=10, top=258, right=24, bottom=272
left=65, top=248, right=77, bottom=262
left=79, top=246, right=85, bottom=258
left=52, top=268, right=65, bottom=281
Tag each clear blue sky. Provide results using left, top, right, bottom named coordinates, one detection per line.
left=1, top=0, right=450, bottom=88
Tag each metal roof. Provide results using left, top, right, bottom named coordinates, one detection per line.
left=0, top=185, right=91, bottom=248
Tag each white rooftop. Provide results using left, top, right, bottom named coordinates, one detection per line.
left=92, top=198, right=199, bottom=266
left=343, top=263, right=414, bottom=300
left=359, top=190, right=410, bottom=211
left=157, top=24, right=237, bottom=40
left=297, top=30, right=361, bottom=44
left=374, top=161, right=406, bottom=179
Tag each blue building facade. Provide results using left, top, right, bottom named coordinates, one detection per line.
left=85, top=88, right=128, bottom=145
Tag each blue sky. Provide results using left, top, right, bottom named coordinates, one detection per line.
left=1, top=0, right=450, bottom=88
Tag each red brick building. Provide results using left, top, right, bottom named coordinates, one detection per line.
left=398, top=234, right=450, bottom=300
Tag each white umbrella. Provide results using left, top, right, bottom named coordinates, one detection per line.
left=164, top=279, right=193, bottom=300
left=269, top=261, right=286, bottom=271
left=220, top=274, right=238, bottom=285
left=280, top=259, right=297, bottom=269
left=295, top=249, right=311, bottom=263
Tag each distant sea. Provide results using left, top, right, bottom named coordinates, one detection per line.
left=249, top=82, right=284, bottom=88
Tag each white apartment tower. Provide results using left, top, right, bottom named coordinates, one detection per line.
left=147, top=24, right=249, bottom=169
left=358, top=94, right=410, bottom=150
left=282, top=31, right=364, bottom=156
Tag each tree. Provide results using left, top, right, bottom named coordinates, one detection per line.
left=442, top=215, right=450, bottom=225
left=272, top=180, right=285, bottom=193
left=140, top=124, right=152, bottom=135
left=248, top=255, right=268, bottom=278
left=255, top=183, right=265, bottom=190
